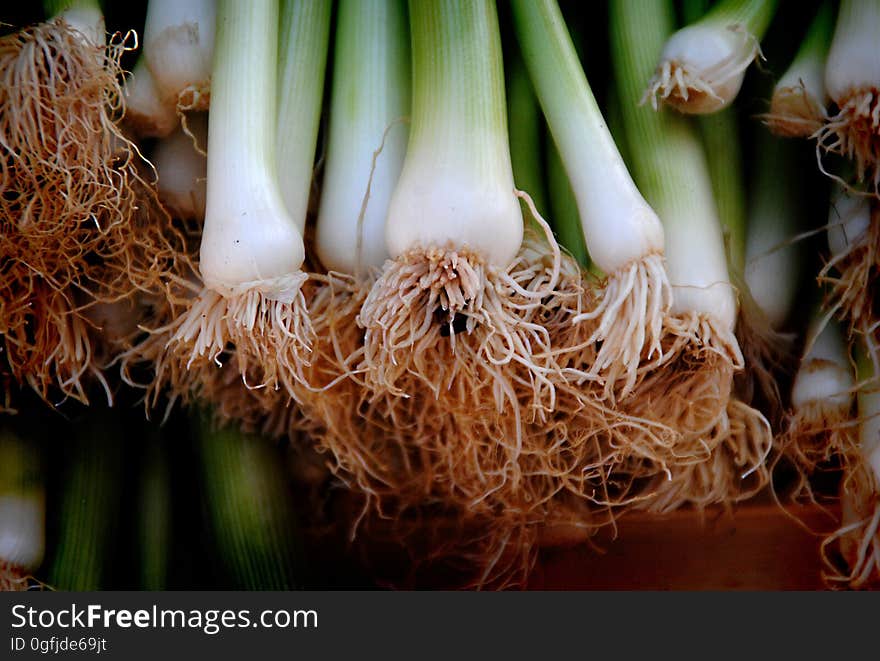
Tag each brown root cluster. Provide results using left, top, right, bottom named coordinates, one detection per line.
left=818, top=210, right=880, bottom=339
left=734, top=295, right=797, bottom=427
left=571, top=252, right=670, bottom=399
left=775, top=403, right=858, bottom=503
left=822, top=461, right=880, bottom=589
left=762, top=85, right=826, bottom=138
left=160, top=276, right=313, bottom=395
left=304, top=256, right=607, bottom=518
left=0, top=18, right=196, bottom=405
left=816, top=89, right=880, bottom=193
left=609, top=311, right=743, bottom=471
left=0, top=562, right=29, bottom=592
left=633, top=399, right=773, bottom=514
left=0, top=19, right=142, bottom=295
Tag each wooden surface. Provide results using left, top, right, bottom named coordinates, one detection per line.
left=529, top=502, right=839, bottom=590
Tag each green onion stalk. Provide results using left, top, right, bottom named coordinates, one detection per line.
left=817, top=0, right=880, bottom=194
left=0, top=424, right=45, bottom=591
left=821, top=339, right=880, bottom=588
left=0, top=0, right=184, bottom=406
left=159, top=0, right=328, bottom=406
left=196, top=414, right=306, bottom=589
left=507, top=53, right=550, bottom=224
left=763, top=1, right=834, bottom=138
left=644, top=0, right=778, bottom=114
left=47, top=410, right=124, bottom=590
left=545, top=133, right=589, bottom=270
left=611, top=0, right=772, bottom=509
left=137, top=430, right=172, bottom=590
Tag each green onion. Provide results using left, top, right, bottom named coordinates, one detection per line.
left=138, top=430, right=172, bottom=590
left=764, top=1, right=834, bottom=138
left=780, top=311, right=855, bottom=492
left=818, top=0, right=880, bottom=190
left=610, top=0, right=778, bottom=497
left=165, top=0, right=313, bottom=397
left=359, top=0, right=565, bottom=397
left=512, top=0, right=670, bottom=395
left=644, top=0, right=778, bottom=114
left=818, top=183, right=878, bottom=336
left=196, top=413, right=305, bottom=589
left=823, top=341, right=880, bottom=588
left=743, top=132, right=803, bottom=330
left=383, top=0, right=522, bottom=269
left=611, top=0, right=738, bottom=355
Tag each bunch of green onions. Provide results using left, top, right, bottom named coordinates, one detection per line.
left=2, top=0, right=880, bottom=591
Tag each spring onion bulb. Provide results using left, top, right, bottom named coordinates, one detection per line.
left=197, top=413, right=305, bottom=589
left=0, top=426, right=44, bottom=591
left=124, top=56, right=179, bottom=139
left=359, top=0, right=563, bottom=399
left=643, top=0, right=778, bottom=114
left=818, top=185, right=879, bottom=338
left=153, top=113, right=208, bottom=223
left=782, top=313, right=856, bottom=488
left=763, top=1, right=834, bottom=138
left=822, top=342, right=880, bottom=588
left=143, top=0, right=215, bottom=111
left=818, top=0, right=880, bottom=191
left=512, top=0, right=670, bottom=397
left=164, top=0, right=313, bottom=397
